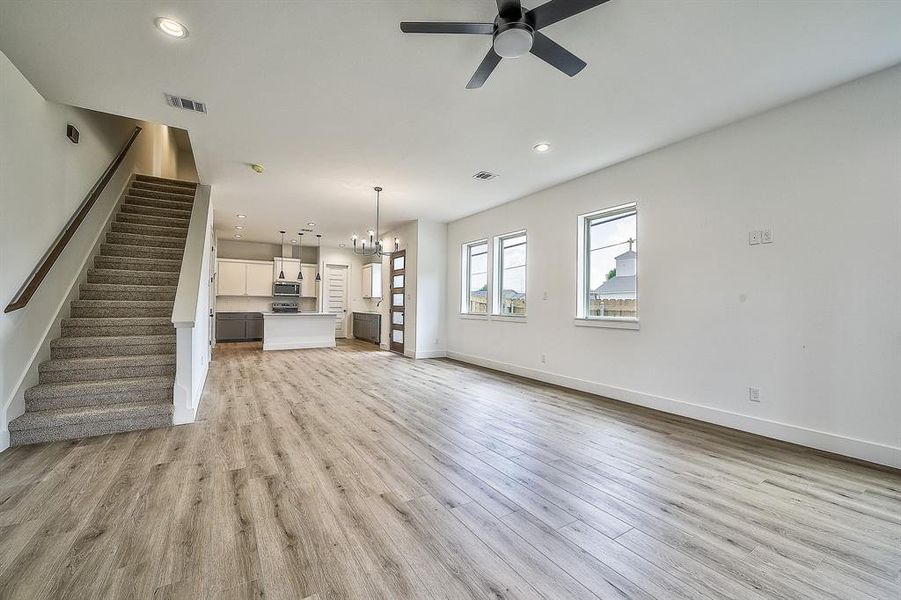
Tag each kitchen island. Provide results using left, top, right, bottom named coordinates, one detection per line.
left=262, top=312, right=337, bottom=351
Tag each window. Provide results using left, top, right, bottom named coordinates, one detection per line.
left=578, top=203, right=637, bottom=322
left=494, top=232, right=527, bottom=316
left=462, top=240, right=488, bottom=314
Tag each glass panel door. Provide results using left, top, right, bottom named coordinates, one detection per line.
left=389, top=250, right=405, bottom=355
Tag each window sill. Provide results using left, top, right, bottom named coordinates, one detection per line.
left=459, top=313, right=489, bottom=320
left=490, top=314, right=527, bottom=323
left=574, top=317, right=639, bottom=330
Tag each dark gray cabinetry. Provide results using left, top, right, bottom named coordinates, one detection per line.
left=353, top=312, right=381, bottom=344
left=216, top=312, right=263, bottom=342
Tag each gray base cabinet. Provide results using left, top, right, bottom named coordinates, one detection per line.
left=353, top=312, right=381, bottom=344
left=216, top=312, right=263, bottom=342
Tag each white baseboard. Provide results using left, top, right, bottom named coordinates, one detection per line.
left=0, top=429, right=9, bottom=453
left=414, top=349, right=447, bottom=359
left=446, top=351, right=901, bottom=469
left=263, top=339, right=336, bottom=351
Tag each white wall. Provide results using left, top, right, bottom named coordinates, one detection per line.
left=414, top=219, right=447, bottom=358
left=0, top=50, right=180, bottom=448
left=445, top=66, right=901, bottom=468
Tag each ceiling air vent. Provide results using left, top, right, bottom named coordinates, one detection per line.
left=165, top=93, right=207, bottom=114
left=472, top=170, right=498, bottom=181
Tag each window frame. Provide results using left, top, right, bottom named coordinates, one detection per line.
left=492, top=230, right=528, bottom=318
left=576, top=202, right=639, bottom=329
left=461, top=238, right=490, bottom=317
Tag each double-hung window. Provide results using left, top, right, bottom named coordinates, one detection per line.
left=462, top=240, right=489, bottom=314
left=578, top=203, right=638, bottom=325
left=494, top=232, right=527, bottom=316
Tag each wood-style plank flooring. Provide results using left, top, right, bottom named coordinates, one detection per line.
left=1, top=340, right=899, bottom=599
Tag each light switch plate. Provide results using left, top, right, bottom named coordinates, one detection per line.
left=749, top=230, right=761, bottom=245
left=761, top=229, right=773, bottom=244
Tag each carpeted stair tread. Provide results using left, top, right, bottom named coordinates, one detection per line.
left=98, top=243, right=184, bottom=259
left=130, top=180, right=198, bottom=195
left=70, top=299, right=174, bottom=318
left=111, top=221, right=188, bottom=238
left=105, top=232, right=186, bottom=249
left=127, top=188, right=196, bottom=203
left=120, top=202, right=192, bottom=218
left=95, top=255, right=183, bottom=272
left=9, top=413, right=173, bottom=445
left=135, top=174, right=197, bottom=188
left=87, top=268, right=180, bottom=286
left=9, top=400, right=172, bottom=431
left=40, top=354, right=175, bottom=373
left=24, top=375, right=175, bottom=402
left=79, top=283, right=177, bottom=301
left=122, top=195, right=196, bottom=212
left=52, top=333, right=175, bottom=347
left=38, top=354, right=176, bottom=384
left=116, top=212, right=190, bottom=228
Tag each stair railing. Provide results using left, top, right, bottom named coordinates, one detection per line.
left=4, top=126, right=142, bottom=313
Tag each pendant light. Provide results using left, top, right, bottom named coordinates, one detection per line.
left=315, top=234, right=322, bottom=282
left=351, top=186, right=398, bottom=257
left=278, top=231, right=286, bottom=280
left=296, top=232, right=304, bottom=280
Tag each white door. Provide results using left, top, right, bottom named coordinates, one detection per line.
left=324, top=264, right=349, bottom=338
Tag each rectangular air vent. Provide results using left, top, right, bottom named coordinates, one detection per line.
left=472, top=171, right=498, bottom=181
left=165, top=93, right=207, bottom=114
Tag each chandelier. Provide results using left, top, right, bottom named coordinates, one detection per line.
left=352, top=186, right=398, bottom=257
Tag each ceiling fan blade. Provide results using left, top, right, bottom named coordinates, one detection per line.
left=526, top=0, right=610, bottom=30
left=466, top=48, right=502, bottom=89
left=496, top=0, right=523, bottom=18
left=529, top=31, right=586, bottom=76
left=400, top=22, right=494, bottom=35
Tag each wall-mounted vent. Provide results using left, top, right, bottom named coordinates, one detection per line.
left=165, top=93, right=207, bottom=114
left=472, top=170, right=498, bottom=181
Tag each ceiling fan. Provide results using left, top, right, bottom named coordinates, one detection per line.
left=400, top=0, right=610, bottom=89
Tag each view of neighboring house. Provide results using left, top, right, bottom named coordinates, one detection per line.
left=589, top=244, right=637, bottom=318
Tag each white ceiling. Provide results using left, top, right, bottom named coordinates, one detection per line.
left=2, top=1, right=901, bottom=246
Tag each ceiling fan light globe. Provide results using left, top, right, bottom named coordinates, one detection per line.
left=493, top=26, right=533, bottom=58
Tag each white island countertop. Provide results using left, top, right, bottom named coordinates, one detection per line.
left=262, top=312, right=338, bottom=350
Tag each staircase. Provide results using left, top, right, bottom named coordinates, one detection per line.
left=8, top=174, right=197, bottom=446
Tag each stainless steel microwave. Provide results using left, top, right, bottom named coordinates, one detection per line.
left=273, top=281, right=300, bottom=297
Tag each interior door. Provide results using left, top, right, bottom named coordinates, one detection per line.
left=389, top=251, right=405, bottom=354
left=325, top=264, right=349, bottom=338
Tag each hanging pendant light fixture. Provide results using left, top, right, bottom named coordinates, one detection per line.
left=297, top=232, right=304, bottom=280
left=278, top=231, right=286, bottom=280
left=315, top=234, right=322, bottom=282
left=351, top=186, right=399, bottom=257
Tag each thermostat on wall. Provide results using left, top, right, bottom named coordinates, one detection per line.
left=66, top=123, right=79, bottom=144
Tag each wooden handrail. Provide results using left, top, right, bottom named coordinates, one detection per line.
left=4, top=126, right=142, bottom=313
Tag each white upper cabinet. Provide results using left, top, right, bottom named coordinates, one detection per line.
left=362, top=263, right=382, bottom=299
left=216, top=259, right=274, bottom=297
left=300, top=264, right=317, bottom=297
left=217, top=260, right=247, bottom=296
left=274, top=258, right=302, bottom=282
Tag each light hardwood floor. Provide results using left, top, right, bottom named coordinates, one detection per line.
left=1, top=340, right=899, bottom=599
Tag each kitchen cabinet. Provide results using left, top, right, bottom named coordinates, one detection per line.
left=273, top=258, right=302, bottom=282
left=353, top=312, right=381, bottom=344
left=300, top=264, right=317, bottom=297
left=216, top=259, right=274, bottom=296
left=361, top=263, right=382, bottom=299
left=216, top=312, right=263, bottom=341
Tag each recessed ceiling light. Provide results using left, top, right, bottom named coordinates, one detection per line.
left=532, top=142, right=551, bottom=153
left=339, top=243, right=346, bottom=248
left=236, top=214, right=246, bottom=219
left=290, top=239, right=297, bottom=244
left=154, top=17, right=188, bottom=39
left=234, top=225, right=244, bottom=230
left=234, top=234, right=242, bottom=239
left=307, top=222, right=316, bottom=227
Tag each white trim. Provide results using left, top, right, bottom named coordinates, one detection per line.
left=446, top=350, right=901, bottom=469
left=490, top=314, right=528, bottom=323
left=459, top=313, right=489, bottom=320
left=263, top=339, right=337, bottom=351
left=0, top=429, right=9, bottom=453
left=574, top=317, right=639, bottom=330
left=414, top=350, right=448, bottom=359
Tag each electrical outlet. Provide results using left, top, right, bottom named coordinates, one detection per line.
left=749, top=231, right=761, bottom=245
left=761, top=229, right=773, bottom=244
left=540, top=354, right=547, bottom=364
left=749, top=387, right=760, bottom=402
left=543, top=291, right=548, bottom=300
